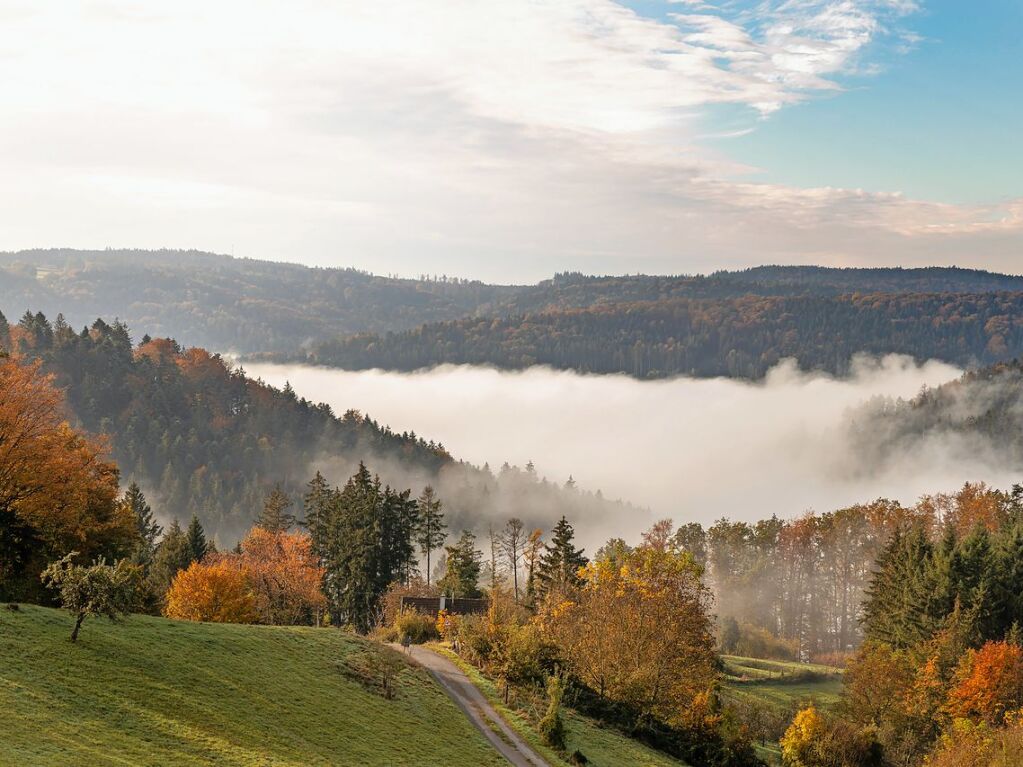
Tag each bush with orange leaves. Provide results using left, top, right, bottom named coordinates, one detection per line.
left=946, top=641, right=1023, bottom=725
left=164, top=559, right=258, bottom=623
left=236, top=527, right=325, bottom=625
left=164, top=528, right=324, bottom=625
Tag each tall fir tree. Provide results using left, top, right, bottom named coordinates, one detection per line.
left=536, top=516, right=587, bottom=600
left=149, top=519, right=193, bottom=600
left=258, top=484, right=296, bottom=533
left=124, top=482, right=162, bottom=568
left=302, top=471, right=333, bottom=545
left=439, top=531, right=483, bottom=598
left=185, top=513, right=209, bottom=564
left=415, top=485, right=446, bottom=587
left=862, top=525, right=934, bottom=648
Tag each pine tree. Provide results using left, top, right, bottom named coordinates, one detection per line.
left=862, top=525, right=933, bottom=648
left=185, top=514, right=208, bottom=564
left=149, top=519, right=193, bottom=599
left=258, top=484, right=296, bottom=533
left=536, top=516, right=587, bottom=600
left=124, top=482, right=162, bottom=568
left=439, top=531, right=483, bottom=598
left=302, top=471, right=332, bottom=545
left=415, top=486, right=446, bottom=587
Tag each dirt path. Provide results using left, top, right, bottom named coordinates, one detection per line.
left=392, top=644, right=552, bottom=767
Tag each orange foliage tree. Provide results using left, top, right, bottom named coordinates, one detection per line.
left=946, top=641, right=1023, bottom=725
left=235, top=527, right=325, bottom=625
left=164, top=559, right=258, bottom=623
left=0, top=356, right=134, bottom=599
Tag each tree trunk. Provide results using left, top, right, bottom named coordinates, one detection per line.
left=70, top=612, right=85, bottom=642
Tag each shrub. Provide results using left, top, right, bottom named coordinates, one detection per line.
left=538, top=675, right=567, bottom=750
left=395, top=609, right=438, bottom=644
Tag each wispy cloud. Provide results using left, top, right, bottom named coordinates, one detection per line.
left=0, top=0, right=1017, bottom=280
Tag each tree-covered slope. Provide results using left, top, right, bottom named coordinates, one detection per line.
left=1, top=310, right=636, bottom=546
left=3, top=249, right=1021, bottom=357
left=291, top=292, right=1023, bottom=379
left=0, top=605, right=506, bottom=767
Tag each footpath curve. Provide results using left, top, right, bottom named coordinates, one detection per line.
left=391, top=643, right=551, bottom=767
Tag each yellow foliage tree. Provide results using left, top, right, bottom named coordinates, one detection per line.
left=541, top=538, right=717, bottom=729
left=164, top=560, right=258, bottom=623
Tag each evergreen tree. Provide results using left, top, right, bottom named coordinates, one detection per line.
left=415, top=485, right=446, bottom=587
left=258, top=484, right=296, bottom=533
left=862, top=525, right=933, bottom=648
left=302, top=471, right=332, bottom=544
left=0, top=309, right=9, bottom=352
left=439, top=531, right=483, bottom=598
left=149, top=519, right=193, bottom=599
left=185, top=513, right=208, bottom=563
left=124, top=482, right=162, bottom=568
left=536, top=516, right=587, bottom=599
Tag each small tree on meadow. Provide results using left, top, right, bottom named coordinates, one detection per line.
left=538, top=674, right=567, bottom=750
left=41, top=554, right=142, bottom=642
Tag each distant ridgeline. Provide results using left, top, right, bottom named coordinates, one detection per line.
left=0, top=309, right=635, bottom=545
left=4, top=250, right=1023, bottom=377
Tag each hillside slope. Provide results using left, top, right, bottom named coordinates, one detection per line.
left=2, top=249, right=1021, bottom=356
left=0, top=605, right=506, bottom=767
left=293, top=292, right=1023, bottom=379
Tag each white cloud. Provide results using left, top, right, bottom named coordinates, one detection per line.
left=242, top=357, right=1023, bottom=544
left=0, top=0, right=1018, bottom=281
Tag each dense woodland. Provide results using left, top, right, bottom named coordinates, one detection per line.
left=0, top=308, right=634, bottom=546
left=295, top=292, right=1023, bottom=379
left=5, top=250, right=1023, bottom=369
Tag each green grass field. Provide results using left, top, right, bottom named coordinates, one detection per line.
left=433, top=645, right=689, bottom=767
left=721, top=655, right=844, bottom=764
left=0, top=605, right=506, bottom=767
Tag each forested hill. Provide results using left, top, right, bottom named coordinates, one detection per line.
left=0, top=310, right=634, bottom=545
left=289, top=292, right=1023, bottom=379
left=848, top=356, right=1023, bottom=468
left=2, top=248, right=1022, bottom=356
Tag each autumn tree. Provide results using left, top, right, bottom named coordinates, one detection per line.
left=41, top=554, right=142, bottom=642
left=236, top=527, right=325, bottom=625
left=0, top=356, right=135, bottom=601
left=415, top=485, right=445, bottom=587
left=946, top=641, right=1023, bottom=725
left=542, top=527, right=717, bottom=729
left=164, top=559, right=257, bottom=623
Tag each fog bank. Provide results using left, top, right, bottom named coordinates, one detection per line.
left=244, top=357, right=1019, bottom=528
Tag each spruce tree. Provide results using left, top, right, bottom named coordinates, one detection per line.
left=536, top=516, right=587, bottom=600
left=149, top=519, right=193, bottom=598
left=0, top=309, right=9, bottom=352
left=185, top=514, right=208, bottom=563
left=439, top=531, right=483, bottom=598
left=125, top=482, right=162, bottom=569
left=862, top=525, right=933, bottom=648
left=258, top=484, right=295, bottom=533
left=415, top=486, right=446, bottom=587
left=302, top=471, right=332, bottom=545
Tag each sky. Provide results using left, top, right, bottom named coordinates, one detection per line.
left=1, top=0, right=1020, bottom=282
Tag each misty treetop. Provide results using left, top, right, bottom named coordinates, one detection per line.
left=6, top=309, right=634, bottom=544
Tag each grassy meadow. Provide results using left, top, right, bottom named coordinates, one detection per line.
left=0, top=605, right=505, bottom=767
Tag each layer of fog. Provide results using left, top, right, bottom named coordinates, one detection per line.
left=245, top=357, right=1022, bottom=539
